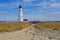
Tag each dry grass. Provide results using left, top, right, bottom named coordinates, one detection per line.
left=0, top=22, right=60, bottom=32
left=0, top=22, right=31, bottom=32
left=36, top=22, right=60, bottom=30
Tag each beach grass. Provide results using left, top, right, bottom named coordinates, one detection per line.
left=0, top=22, right=31, bottom=32
left=0, top=22, right=60, bottom=32
left=36, top=22, right=60, bottom=30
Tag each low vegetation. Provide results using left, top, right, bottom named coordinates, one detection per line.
left=0, top=22, right=60, bottom=32
left=36, top=22, right=60, bottom=30
left=0, top=22, right=31, bottom=32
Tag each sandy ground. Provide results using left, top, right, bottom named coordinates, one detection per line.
left=0, top=24, right=60, bottom=40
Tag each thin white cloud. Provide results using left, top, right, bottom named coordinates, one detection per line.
left=22, top=0, right=60, bottom=8
left=0, top=1, right=20, bottom=9
left=0, top=0, right=60, bottom=9
left=0, top=0, right=23, bottom=9
left=23, top=0, right=35, bottom=2
left=51, top=0, right=57, bottom=2
left=49, top=2, right=60, bottom=8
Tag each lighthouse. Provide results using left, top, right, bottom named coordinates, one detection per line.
left=18, top=5, right=23, bottom=22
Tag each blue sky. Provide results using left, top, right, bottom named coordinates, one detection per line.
left=0, top=0, right=60, bottom=21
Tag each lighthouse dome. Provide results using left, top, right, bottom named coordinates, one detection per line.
left=19, top=5, right=22, bottom=8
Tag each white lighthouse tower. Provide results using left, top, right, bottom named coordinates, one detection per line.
left=18, top=5, right=23, bottom=22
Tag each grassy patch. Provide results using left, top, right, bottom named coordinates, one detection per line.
left=36, top=22, right=60, bottom=30
left=0, top=22, right=31, bottom=32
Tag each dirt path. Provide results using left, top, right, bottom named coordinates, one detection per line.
left=0, top=24, right=60, bottom=40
